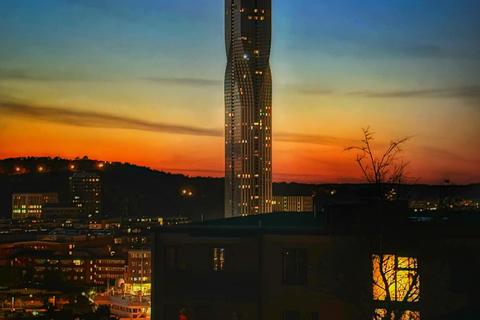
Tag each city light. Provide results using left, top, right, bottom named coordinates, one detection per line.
left=180, top=188, right=194, bottom=197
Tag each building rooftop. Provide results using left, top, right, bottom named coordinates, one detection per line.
left=155, top=212, right=327, bottom=237
left=193, top=211, right=324, bottom=227
left=155, top=202, right=480, bottom=239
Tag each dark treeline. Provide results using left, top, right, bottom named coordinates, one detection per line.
left=0, top=157, right=478, bottom=221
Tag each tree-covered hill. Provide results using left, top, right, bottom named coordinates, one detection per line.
left=0, top=157, right=478, bottom=220
left=0, top=157, right=224, bottom=220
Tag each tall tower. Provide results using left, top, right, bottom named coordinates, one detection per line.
left=225, top=0, right=272, bottom=218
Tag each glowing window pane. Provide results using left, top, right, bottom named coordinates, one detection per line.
left=213, top=247, right=225, bottom=271
left=374, top=309, right=420, bottom=320
left=372, top=254, right=420, bottom=303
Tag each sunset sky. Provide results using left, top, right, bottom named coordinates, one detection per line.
left=1, top=0, right=479, bottom=184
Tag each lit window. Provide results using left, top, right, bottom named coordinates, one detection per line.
left=73, top=259, right=83, bottom=266
left=372, top=254, right=420, bottom=319
left=212, top=247, right=225, bottom=271
left=374, top=309, right=420, bottom=320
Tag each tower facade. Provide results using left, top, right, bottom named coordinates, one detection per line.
left=69, top=172, right=101, bottom=216
left=225, top=0, right=272, bottom=217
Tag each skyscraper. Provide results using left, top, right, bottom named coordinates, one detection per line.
left=225, top=0, right=272, bottom=217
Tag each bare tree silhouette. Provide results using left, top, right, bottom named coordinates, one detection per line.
left=345, top=127, right=413, bottom=199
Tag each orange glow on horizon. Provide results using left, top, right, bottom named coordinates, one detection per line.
left=1, top=114, right=479, bottom=184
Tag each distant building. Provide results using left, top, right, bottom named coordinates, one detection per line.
left=224, top=0, right=273, bottom=217
left=94, top=256, right=126, bottom=285
left=272, top=196, right=313, bottom=212
left=89, top=218, right=121, bottom=230
left=125, top=249, right=151, bottom=294
left=163, top=216, right=190, bottom=226
left=11, top=251, right=94, bottom=285
left=12, top=193, right=59, bottom=219
left=69, top=172, right=101, bottom=216
left=42, top=203, right=84, bottom=218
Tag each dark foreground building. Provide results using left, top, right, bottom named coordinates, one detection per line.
left=152, top=204, right=480, bottom=320
left=225, top=0, right=273, bottom=217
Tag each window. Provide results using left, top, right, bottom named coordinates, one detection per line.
left=374, top=310, right=420, bottom=320
left=212, top=247, right=225, bottom=271
left=282, top=249, right=307, bottom=284
left=165, top=247, right=187, bottom=270
left=165, top=247, right=177, bottom=269
left=283, top=310, right=300, bottom=320
left=372, top=254, right=420, bottom=319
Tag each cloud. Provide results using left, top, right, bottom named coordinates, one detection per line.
left=348, top=86, right=480, bottom=98
left=288, top=39, right=454, bottom=59
left=66, top=0, right=153, bottom=24
left=0, top=67, right=108, bottom=82
left=0, top=68, right=38, bottom=81
left=0, top=101, right=360, bottom=147
left=297, top=88, right=333, bottom=95
left=0, top=85, right=16, bottom=101
left=386, top=44, right=445, bottom=59
left=140, top=77, right=222, bottom=87
left=276, top=132, right=357, bottom=147
left=0, top=102, right=222, bottom=137
left=355, top=43, right=448, bottom=60
left=413, top=145, right=480, bottom=164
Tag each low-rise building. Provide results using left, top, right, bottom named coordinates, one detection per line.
left=125, top=249, right=151, bottom=294
left=12, top=193, right=59, bottom=219
left=94, top=257, right=126, bottom=285
left=272, top=196, right=313, bottom=212
left=42, top=203, right=85, bottom=218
